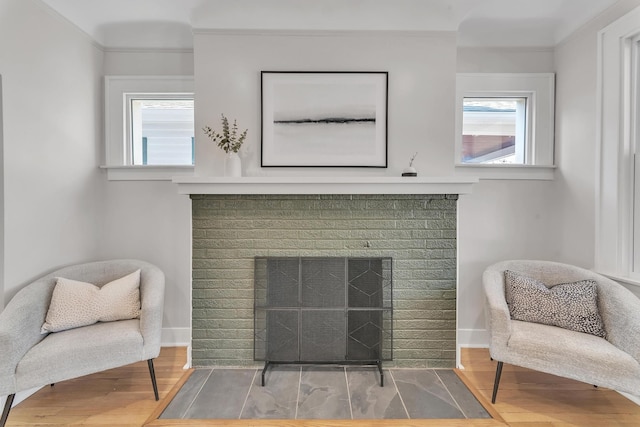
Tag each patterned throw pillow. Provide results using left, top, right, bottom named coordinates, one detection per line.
left=41, top=269, right=141, bottom=334
left=504, top=270, right=606, bottom=338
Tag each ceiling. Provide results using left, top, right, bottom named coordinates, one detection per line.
left=39, top=0, right=620, bottom=49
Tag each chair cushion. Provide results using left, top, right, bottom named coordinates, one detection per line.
left=504, top=270, right=606, bottom=338
left=16, top=319, right=144, bottom=391
left=505, top=320, right=640, bottom=394
left=41, top=269, right=141, bottom=333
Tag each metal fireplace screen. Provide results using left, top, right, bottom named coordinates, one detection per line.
left=254, top=257, right=393, bottom=363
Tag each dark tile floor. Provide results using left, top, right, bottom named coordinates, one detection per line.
left=160, top=365, right=491, bottom=420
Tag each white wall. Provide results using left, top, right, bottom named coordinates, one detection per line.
left=100, top=181, right=192, bottom=344
left=457, top=47, right=554, bottom=73
left=193, top=31, right=457, bottom=178
left=554, top=0, right=640, bottom=294
left=103, top=49, right=195, bottom=76
left=455, top=47, right=559, bottom=346
left=6, top=0, right=638, bottom=356
left=192, top=31, right=563, bottom=349
left=456, top=1, right=640, bottom=343
left=457, top=180, right=561, bottom=344
left=102, top=49, right=194, bottom=344
left=0, top=0, right=104, bottom=303
left=0, top=74, right=5, bottom=309
left=0, top=0, right=104, bottom=408
left=0, top=2, right=196, bottom=340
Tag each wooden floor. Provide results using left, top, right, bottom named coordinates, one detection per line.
left=5, top=347, right=640, bottom=426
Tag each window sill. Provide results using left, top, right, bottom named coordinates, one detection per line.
left=596, top=271, right=640, bottom=289
left=101, top=165, right=195, bottom=181
left=455, top=164, right=556, bottom=180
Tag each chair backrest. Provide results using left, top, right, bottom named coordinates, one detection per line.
left=49, top=259, right=156, bottom=288
left=486, top=260, right=598, bottom=287
left=484, top=259, right=640, bottom=358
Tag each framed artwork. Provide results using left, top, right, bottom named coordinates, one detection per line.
left=261, top=71, right=388, bottom=168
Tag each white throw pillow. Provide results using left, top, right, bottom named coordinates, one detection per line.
left=41, top=269, right=141, bottom=334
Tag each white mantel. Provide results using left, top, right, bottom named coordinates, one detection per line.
left=172, top=176, right=478, bottom=195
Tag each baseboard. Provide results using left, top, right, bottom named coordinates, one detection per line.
left=159, top=327, right=488, bottom=365
left=161, top=327, right=191, bottom=347
left=458, top=328, right=489, bottom=348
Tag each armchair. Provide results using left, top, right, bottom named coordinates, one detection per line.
left=0, top=259, right=165, bottom=427
left=483, top=260, right=640, bottom=403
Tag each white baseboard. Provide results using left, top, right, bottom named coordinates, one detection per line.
left=458, top=328, right=489, bottom=348
left=161, top=327, right=190, bottom=347
left=158, top=327, right=488, bottom=367
left=159, top=327, right=487, bottom=349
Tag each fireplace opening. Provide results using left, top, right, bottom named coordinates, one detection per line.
left=254, top=257, right=393, bottom=386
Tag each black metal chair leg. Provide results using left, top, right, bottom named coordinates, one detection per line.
left=1, top=394, right=15, bottom=427
left=147, top=359, right=159, bottom=401
left=491, top=361, right=503, bottom=404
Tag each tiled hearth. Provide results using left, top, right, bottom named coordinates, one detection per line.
left=160, top=366, right=490, bottom=420
left=191, top=193, right=459, bottom=368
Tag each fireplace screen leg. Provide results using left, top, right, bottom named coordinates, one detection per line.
left=377, top=360, right=384, bottom=387
left=261, top=361, right=270, bottom=386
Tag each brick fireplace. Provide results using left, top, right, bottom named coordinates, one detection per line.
left=190, top=191, right=460, bottom=369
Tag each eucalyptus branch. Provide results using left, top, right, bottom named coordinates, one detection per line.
left=202, top=114, right=248, bottom=154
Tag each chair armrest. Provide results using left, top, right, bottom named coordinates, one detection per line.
left=597, top=278, right=640, bottom=363
left=0, top=279, right=54, bottom=395
left=482, top=268, right=512, bottom=358
left=139, top=263, right=165, bottom=359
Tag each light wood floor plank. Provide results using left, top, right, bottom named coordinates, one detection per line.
left=6, top=346, right=640, bottom=426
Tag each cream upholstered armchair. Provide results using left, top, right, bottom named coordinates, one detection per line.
left=483, top=260, right=640, bottom=403
left=0, top=259, right=165, bottom=427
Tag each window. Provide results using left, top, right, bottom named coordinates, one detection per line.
left=104, top=76, right=194, bottom=180
left=127, top=96, right=194, bottom=166
left=455, top=73, right=555, bottom=179
left=595, top=6, right=640, bottom=284
left=462, top=97, right=527, bottom=164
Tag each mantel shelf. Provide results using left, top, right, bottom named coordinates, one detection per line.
left=172, top=176, right=478, bottom=195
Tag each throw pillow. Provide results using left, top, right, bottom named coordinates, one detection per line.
left=504, top=270, right=606, bottom=338
left=41, top=269, right=141, bottom=334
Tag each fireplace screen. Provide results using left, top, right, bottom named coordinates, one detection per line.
left=254, top=257, right=392, bottom=384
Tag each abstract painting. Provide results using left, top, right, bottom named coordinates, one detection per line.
left=261, top=71, right=388, bottom=167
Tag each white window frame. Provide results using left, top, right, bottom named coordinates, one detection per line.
left=455, top=73, right=556, bottom=180
left=103, top=76, right=195, bottom=181
left=596, top=6, right=640, bottom=285
left=633, top=33, right=640, bottom=276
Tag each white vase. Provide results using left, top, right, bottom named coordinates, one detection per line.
left=402, top=166, right=417, bottom=177
left=224, top=152, right=242, bottom=177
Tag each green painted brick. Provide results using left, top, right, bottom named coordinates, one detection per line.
left=394, top=299, right=456, bottom=310
left=192, top=329, right=253, bottom=339
left=394, top=339, right=453, bottom=349
left=191, top=194, right=457, bottom=368
left=195, top=339, right=253, bottom=350
left=426, top=239, right=456, bottom=249
left=192, top=298, right=252, bottom=309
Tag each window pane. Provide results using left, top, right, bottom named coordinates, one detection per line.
left=462, top=97, right=526, bottom=164
left=130, top=99, right=194, bottom=165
